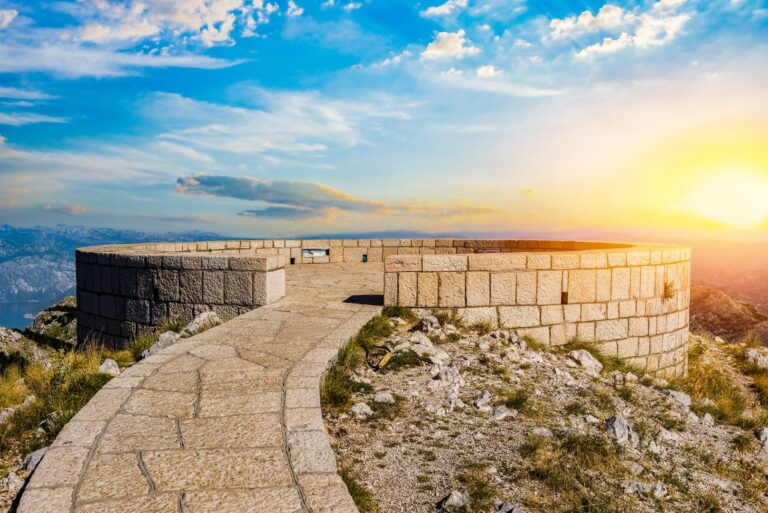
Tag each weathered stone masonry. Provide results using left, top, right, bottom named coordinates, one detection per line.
left=76, top=239, right=691, bottom=378
left=383, top=243, right=691, bottom=378
left=76, top=250, right=285, bottom=347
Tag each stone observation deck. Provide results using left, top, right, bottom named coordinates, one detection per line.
left=21, top=238, right=691, bottom=512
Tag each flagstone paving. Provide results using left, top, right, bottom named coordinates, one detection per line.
left=19, top=263, right=383, bottom=513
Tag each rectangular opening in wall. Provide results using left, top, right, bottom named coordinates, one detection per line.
left=302, top=249, right=330, bottom=257
left=290, top=257, right=296, bottom=265
left=362, top=254, right=368, bottom=263
left=561, top=292, right=569, bottom=305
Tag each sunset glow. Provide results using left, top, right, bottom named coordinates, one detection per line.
left=688, top=171, right=768, bottom=228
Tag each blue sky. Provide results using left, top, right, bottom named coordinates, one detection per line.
left=0, top=0, right=766, bottom=237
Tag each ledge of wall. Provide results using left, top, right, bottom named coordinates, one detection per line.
left=382, top=245, right=691, bottom=378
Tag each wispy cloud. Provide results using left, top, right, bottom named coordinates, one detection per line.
left=40, top=203, right=85, bottom=216
left=0, top=87, right=55, bottom=101
left=177, top=174, right=496, bottom=220
left=0, top=112, right=68, bottom=126
left=0, top=43, right=239, bottom=78
left=145, top=88, right=409, bottom=157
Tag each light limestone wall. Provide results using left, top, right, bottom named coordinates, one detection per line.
left=85, top=239, right=633, bottom=266
left=75, top=250, right=285, bottom=348
left=383, top=246, right=691, bottom=378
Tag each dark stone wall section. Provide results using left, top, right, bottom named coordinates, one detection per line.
left=76, top=250, right=285, bottom=348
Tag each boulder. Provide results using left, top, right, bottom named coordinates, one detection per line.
left=351, top=402, right=373, bottom=420
left=141, top=331, right=181, bottom=359
left=22, top=446, right=48, bottom=472
left=419, top=315, right=441, bottom=333
left=98, top=358, right=120, bottom=377
left=374, top=391, right=395, bottom=404
left=745, top=348, right=768, bottom=370
left=182, top=311, right=222, bottom=337
left=567, top=349, right=603, bottom=376
left=606, top=415, right=635, bottom=446
left=665, top=389, right=692, bottom=409
left=437, top=490, right=468, bottom=510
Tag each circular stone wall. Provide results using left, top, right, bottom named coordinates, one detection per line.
left=76, top=239, right=690, bottom=377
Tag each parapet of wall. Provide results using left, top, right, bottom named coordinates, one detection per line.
left=383, top=246, right=691, bottom=379
left=76, top=250, right=285, bottom=348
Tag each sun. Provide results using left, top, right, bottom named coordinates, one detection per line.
left=688, top=170, right=768, bottom=227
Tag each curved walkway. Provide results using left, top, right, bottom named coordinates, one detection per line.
left=19, top=263, right=382, bottom=513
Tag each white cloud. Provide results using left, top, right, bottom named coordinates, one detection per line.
left=0, top=42, right=239, bottom=78
left=0, top=9, right=17, bottom=29
left=0, top=87, right=55, bottom=101
left=550, top=5, right=636, bottom=39
left=476, top=65, right=500, bottom=78
left=142, top=88, right=410, bottom=157
left=575, top=32, right=632, bottom=58
left=421, top=30, right=480, bottom=60
left=287, top=1, right=304, bottom=16
left=552, top=1, right=691, bottom=59
left=0, top=112, right=68, bottom=126
left=343, top=3, right=363, bottom=11
left=421, top=0, right=468, bottom=17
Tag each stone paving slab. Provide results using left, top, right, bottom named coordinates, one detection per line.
left=18, top=263, right=382, bottom=513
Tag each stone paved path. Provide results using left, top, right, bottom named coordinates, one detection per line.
left=19, top=263, right=383, bottom=513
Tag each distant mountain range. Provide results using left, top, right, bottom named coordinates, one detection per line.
left=0, top=224, right=224, bottom=304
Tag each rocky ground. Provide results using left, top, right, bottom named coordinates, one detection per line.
left=324, top=312, right=768, bottom=513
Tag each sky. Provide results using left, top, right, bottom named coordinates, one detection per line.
left=0, top=0, right=766, bottom=239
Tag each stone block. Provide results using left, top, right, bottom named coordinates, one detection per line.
left=203, top=272, right=224, bottom=304
left=537, top=271, right=562, bottom=305
left=608, top=252, right=627, bottom=267
left=577, top=322, right=595, bottom=342
left=581, top=303, right=606, bottom=321
left=125, top=299, right=150, bottom=324
left=596, top=269, right=611, bottom=302
left=99, top=295, right=116, bottom=318
left=552, top=254, right=580, bottom=269
left=499, top=306, right=540, bottom=328
left=640, top=266, right=656, bottom=298
left=367, top=247, right=383, bottom=263
left=467, top=254, right=525, bottom=271
left=162, top=256, right=182, bottom=270
left=611, top=268, right=630, bottom=300
left=417, top=273, right=438, bottom=307
left=266, top=268, right=285, bottom=304
left=383, top=273, right=398, bottom=306
left=630, top=267, right=641, bottom=298
left=617, top=338, right=639, bottom=358
left=627, top=251, right=651, bottom=266
left=156, top=271, right=179, bottom=302
left=458, top=307, right=498, bottom=327
left=329, top=248, right=344, bottom=263
left=516, top=326, right=550, bottom=346
left=564, top=304, right=581, bottom=322
left=398, top=272, right=417, bottom=307
left=629, top=317, right=649, bottom=337
left=136, top=269, right=155, bottom=299
left=202, top=257, right=228, bottom=270
left=224, top=272, right=252, bottom=305
left=384, top=255, right=422, bottom=272
left=422, top=255, right=468, bottom=272
left=150, top=302, right=167, bottom=324
left=343, top=248, right=367, bottom=263
left=526, top=254, right=551, bottom=270
left=119, top=268, right=137, bottom=296
left=180, top=256, right=202, bottom=270
left=179, top=271, right=204, bottom=303
left=568, top=269, right=596, bottom=303
left=438, top=272, right=465, bottom=307
left=466, top=272, right=490, bottom=307
left=550, top=323, right=576, bottom=346
left=540, top=305, right=563, bottom=325
left=595, top=319, right=628, bottom=341
left=516, top=272, right=536, bottom=305
left=490, top=273, right=516, bottom=305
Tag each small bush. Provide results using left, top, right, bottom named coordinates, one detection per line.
left=498, top=386, right=531, bottom=412
left=663, top=281, right=676, bottom=301
left=129, top=333, right=156, bottom=362
left=560, top=339, right=641, bottom=376
left=339, top=466, right=378, bottom=513
left=160, top=317, right=186, bottom=333
left=471, top=321, right=494, bottom=335
left=456, top=463, right=498, bottom=513
left=381, top=306, right=416, bottom=322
